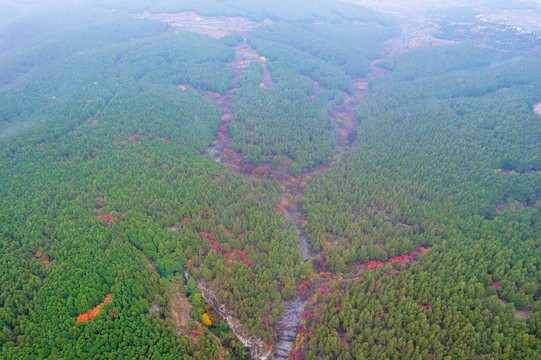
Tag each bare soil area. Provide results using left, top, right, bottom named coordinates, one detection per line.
left=514, top=309, right=530, bottom=319
left=171, top=289, right=193, bottom=332
left=230, top=42, right=274, bottom=88
left=500, top=299, right=531, bottom=319
left=139, top=11, right=264, bottom=38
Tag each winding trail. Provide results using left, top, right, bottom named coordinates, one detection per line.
left=203, top=40, right=387, bottom=358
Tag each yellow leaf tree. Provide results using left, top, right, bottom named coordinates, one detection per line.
left=202, top=313, right=211, bottom=326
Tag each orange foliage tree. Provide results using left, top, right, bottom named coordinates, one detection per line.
left=76, top=294, right=112, bottom=323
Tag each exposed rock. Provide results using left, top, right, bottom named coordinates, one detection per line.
left=196, top=279, right=272, bottom=360
left=274, top=298, right=308, bottom=359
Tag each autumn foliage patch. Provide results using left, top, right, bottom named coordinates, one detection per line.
left=76, top=294, right=112, bottom=323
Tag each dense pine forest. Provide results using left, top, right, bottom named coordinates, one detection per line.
left=0, top=1, right=539, bottom=359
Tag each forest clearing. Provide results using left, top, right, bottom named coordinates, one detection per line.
left=140, top=11, right=264, bottom=38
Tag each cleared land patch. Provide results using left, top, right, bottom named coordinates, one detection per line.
left=140, top=11, right=264, bottom=38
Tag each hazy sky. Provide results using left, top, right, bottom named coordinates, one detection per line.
left=1, top=0, right=540, bottom=33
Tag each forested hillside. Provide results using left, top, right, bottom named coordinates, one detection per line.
left=1, top=1, right=540, bottom=359
left=0, top=4, right=305, bottom=358
left=90, top=0, right=399, bottom=173
left=228, top=16, right=397, bottom=172
left=300, top=44, right=540, bottom=359
left=0, top=4, right=170, bottom=87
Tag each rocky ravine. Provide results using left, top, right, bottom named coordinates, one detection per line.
left=197, top=279, right=273, bottom=360
left=204, top=45, right=385, bottom=360
left=148, top=11, right=387, bottom=359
